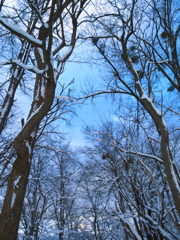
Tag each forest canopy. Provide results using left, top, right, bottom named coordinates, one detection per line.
left=0, top=0, right=180, bottom=239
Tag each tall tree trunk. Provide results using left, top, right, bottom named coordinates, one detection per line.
left=0, top=40, right=56, bottom=239
left=123, top=42, right=180, bottom=217
left=0, top=1, right=86, bottom=238
left=0, top=152, right=30, bottom=239
left=138, top=87, right=180, bottom=217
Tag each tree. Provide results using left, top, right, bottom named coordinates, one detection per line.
left=80, top=115, right=180, bottom=239
left=19, top=132, right=79, bottom=240
left=43, top=141, right=79, bottom=240
left=20, top=149, right=52, bottom=240
left=83, top=0, right=180, bottom=218
left=0, top=0, right=89, bottom=239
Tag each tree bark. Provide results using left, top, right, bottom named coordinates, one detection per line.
left=137, top=90, right=180, bottom=217
left=0, top=35, right=56, bottom=240
left=123, top=42, right=180, bottom=217
left=0, top=152, right=30, bottom=240
left=0, top=1, right=87, bottom=238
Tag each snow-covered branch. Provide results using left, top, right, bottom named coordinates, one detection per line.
left=118, top=215, right=143, bottom=240
left=0, top=17, right=42, bottom=47
left=89, top=130, right=163, bottom=164
left=119, top=148, right=163, bottom=164
left=55, top=95, right=82, bottom=104
left=0, top=59, right=44, bottom=74
left=145, top=215, right=174, bottom=240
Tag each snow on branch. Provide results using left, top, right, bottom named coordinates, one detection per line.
left=118, top=215, right=143, bottom=240
left=0, top=17, right=42, bottom=47
left=0, top=59, right=44, bottom=74
left=145, top=215, right=173, bottom=240
left=89, top=130, right=163, bottom=164
left=78, top=90, right=131, bottom=100
left=119, top=148, right=163, bottom=164
left=55, top=95, right=82, bottom=104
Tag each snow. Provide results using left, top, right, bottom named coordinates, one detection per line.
left=26, top=141, right=32, bottom=155
left=53, top=61, right=62, bottom=82
left=13, top=67, right=19, bottom=78
left=34, top=84, right=40, bottom=101
left=11, top=176, right=21, bottom=209
left=162, top=117, right=168, bottom=131
left=37, top=48, right=44, bottom=63
left=119, top=215, right=142, bottom=240
left=55, top=95, right=81, bottom=104
left=145, top=215, right=172, bottom=239
left=8, top=88, right=13, bottom=96
left=14, top=175, right=21, bottom=188
left=40, top=79, right=45, bottom=98
left=12, top=59, right=44, bottom=74
left=119, top=148, right=163, bottom=163
left=0, top=59, right=44, bottom=74
left=11, top=192, right=16, bottom=209
left=0, top=17, right=42, bottom=47
left=140, top=91, right=162, bottom=116
left=62, top=46, right=73, bottom=59
left=53, top=46, right=73, bottom=81
left=170, top=165, right=180, bottom=194
left=141, top=93, right=153, bottom=103
left=30, top=131, right=36, bottom=138
left=0, top=101, right=9, bottom=122
left=0, top=60, right=8, bottom=65
left=154, top=108, right=161, bottom=116
left=27, top=103, right=43, bottom=122
left=55, top=96, right=70, bottom=102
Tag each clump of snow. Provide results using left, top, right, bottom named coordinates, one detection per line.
left=26, top=141, right=32, bottom=155
left=55, top=95, right=81, bottom=104
left=13, top=175, right=21, bottom=188
left=11, top=176, right=21, bottom=209
left=11, top=192, right=16, bottom=209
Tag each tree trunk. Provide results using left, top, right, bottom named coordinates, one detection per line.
left=0, top=44, right=56, bottom=240
left=124, top=45, right=180, bottom=217
left=160, top=124, right=180, bottom=217
left=0, top=150, right=30, bottom=240
left=139, top=95, right=180, bottom=217
left=0, top=1, right=84, bottom=238
left=0, top=42, right=31, bottom=133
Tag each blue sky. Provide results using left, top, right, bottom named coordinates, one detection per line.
left=15, top=51, right=115, bottom=148
left=0, top=0, right=115, bottom=148
left=59, top=58, right=116, bottom=147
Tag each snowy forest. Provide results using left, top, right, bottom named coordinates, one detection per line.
left=0, top=0, right=180, bottom=239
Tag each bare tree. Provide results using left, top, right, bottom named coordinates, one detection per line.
left=0, top=0, right=89, bottom=239
left=80, top=116, right=180, bottom=239
left=83, top=0, right=180, bottom=218
left=42, top=141, right=78, bottom=240
left=20, top=151, right=51, bottom=240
